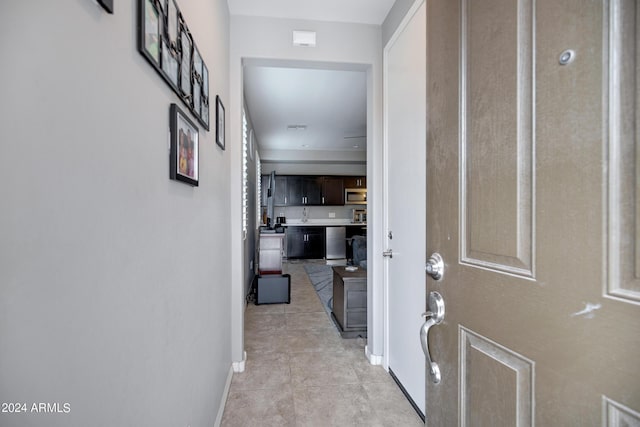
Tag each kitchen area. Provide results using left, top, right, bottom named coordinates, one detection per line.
left=258, top=173, right=367, bottom=270
left=242, top=64, right=370, bottom=304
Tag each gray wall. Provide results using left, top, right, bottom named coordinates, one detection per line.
left=0, top=1, right=231, bottom=426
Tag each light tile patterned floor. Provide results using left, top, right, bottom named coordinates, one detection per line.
left=221, top=261, right=423, bottom=427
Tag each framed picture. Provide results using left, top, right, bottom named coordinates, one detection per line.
left=137, top=0, right=210, bottom=131
left=201, top=63, right=209, bottom=125
left=201, top=100, right=209, bottom=127
left=202, top=63, right=209, bottom=99
left=161, top=41, right=178, bottom=88
left=170, top=104, right=199, bottom=186
left=216, top=95, right=225, bottom=150
left=192, top=46, right=202, bottom=114
left=139, top=0, right=160, bottom=65
left=166, top=0, right=178, bottom=46
left=179, top=29, right=192, bottom=98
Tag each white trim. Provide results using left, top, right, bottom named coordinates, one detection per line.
left=213, top=365, right=235, bottom=427
left=232, top=350, right=247, bottom=373
left=366, top=345, right=383, bottom=365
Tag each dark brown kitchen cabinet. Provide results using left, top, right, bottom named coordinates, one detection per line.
left=287, top=176, right=323, bottom=205
left=343, top=176, right=366, bottom=188
left=322, top=177, right=345, bottom=205
left=286, top=226, right=324, bottom=259
left=274, top=175, right=288, bottom=206
left=261, top=174, right=285, bottom=206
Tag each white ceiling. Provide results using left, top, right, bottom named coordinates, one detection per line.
left=227, top=0, right=396, bottom=25
left=243, top=65, right=367, bottom=154
left=231, top=0, right=395, bottom=159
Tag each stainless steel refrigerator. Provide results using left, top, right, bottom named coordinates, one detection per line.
left=325, top=226, right=346, bottom=260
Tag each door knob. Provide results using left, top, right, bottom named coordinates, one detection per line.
left=426, top=252, right=444, bottom=280
left=420, top=291, right=445, bottom=384
left=382, top=249, right=393, bottom=258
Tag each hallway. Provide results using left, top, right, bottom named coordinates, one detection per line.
left=221, top=261, right=423, bottom=426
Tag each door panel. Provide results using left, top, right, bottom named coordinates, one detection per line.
left=274, top=175, right=288, bottom=206
left=287, top=176, right=303, bottom=205
left=608, top=0, right=640, bottom=301
left=461, top=0, right=534, bottom=276
left=322, top=177, right=345, bottom=205
left=303, top=177, right=323, bottom=205
left=425, top=0, right=640, bottom=425
left=385, top=0, right=427, bottom=416
left=460, top=327, right=533, bottom=426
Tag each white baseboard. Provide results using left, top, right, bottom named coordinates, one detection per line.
left=232, top=351, right=247, bottom=372
left=214, top=365, right=235, bottom=427
left=365, top=345, right=383, bottom=365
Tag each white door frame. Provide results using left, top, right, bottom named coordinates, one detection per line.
left=229, top=21, right=386, bottom=366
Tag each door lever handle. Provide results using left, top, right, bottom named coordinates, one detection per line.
left=420, top=291, right=445, bottom=384
left=382, top=249, right=393, bottom=258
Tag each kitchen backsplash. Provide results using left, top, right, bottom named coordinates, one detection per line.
left=277, top=205, right=364, bottom=221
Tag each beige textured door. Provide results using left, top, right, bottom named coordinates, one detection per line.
left=424, top=0, right=640, bottom=425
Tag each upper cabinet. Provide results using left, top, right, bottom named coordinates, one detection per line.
left=287, top=176, right=323, bottom=205
left=344, top=176, right=367, bottom=188
left=322, top=177, right=345, bottom=205
left=262, top=174, right=288, bottom=206
left=274, top=175, right=288, bottom=206
left=265, top=175, right=362, bottom=206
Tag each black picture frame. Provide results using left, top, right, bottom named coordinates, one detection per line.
left=202, top=63, right=209, bottom=99
left=216, top=96, right=225, bottom=150
left=192, top=45, right=202, bottom=115
left=161, top=40, right=179, bottom=89
left=179, top=29, right=192, bottom=99
left=137, top=0, right=210, bottom=131
left=167, top=0, right=178, bottom=46
left=170, top=104, right=199, bottom=186
left=139, top=0, right=160, bottom=65
left=201, top=99, right=209, bottom=128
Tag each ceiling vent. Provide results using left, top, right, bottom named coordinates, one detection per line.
left=292, top=30, right=316, bottom=47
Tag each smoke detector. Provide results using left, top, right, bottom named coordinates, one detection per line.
left=292, top=30, right=316, bottom=47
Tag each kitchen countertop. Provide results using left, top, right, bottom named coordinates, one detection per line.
left=284, top=219, right=366, bottom=226
left=259, top=231, right=285, bottom=237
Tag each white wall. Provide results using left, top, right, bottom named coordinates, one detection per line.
left=261, top=162, right=366, bottom=176
left=230, top=15, right=384, bottom=364
left=0, top=1, right=231, bottom=426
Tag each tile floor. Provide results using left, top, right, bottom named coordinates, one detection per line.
left=221, top=261, right=423, bottom=427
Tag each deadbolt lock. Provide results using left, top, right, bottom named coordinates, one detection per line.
left=426, top=252, right=444, bottom=280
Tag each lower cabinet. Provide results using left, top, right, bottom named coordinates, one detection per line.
left=331, top=266, right=367, bottom=338
left=286, top=226, right=325, bottom=259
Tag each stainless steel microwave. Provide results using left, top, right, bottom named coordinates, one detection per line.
left=345, top=188, right=367, bottom=205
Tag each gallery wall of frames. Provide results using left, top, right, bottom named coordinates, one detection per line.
left=138, top=0, right=210, bottom=131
